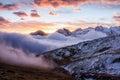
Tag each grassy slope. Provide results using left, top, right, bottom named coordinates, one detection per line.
left=0, top=62, right=76, bottom=80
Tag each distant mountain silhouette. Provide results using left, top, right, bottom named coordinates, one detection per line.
left=30, top=30, right=47, bottom=36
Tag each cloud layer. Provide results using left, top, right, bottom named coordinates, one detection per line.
left=0, top=29, right=107, bottom=54
left=1, top=0, right=120, bottom=10
left=0, top=30, right=106, bottom=68
left=0, top=32, right=57, bottom=69
left=0, top=43, right=55, bottom=69
left=0, top=32, right=56, bottom=54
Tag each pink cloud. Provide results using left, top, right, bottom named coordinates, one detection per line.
left=49, top=12, right=56, bottom=16
left=33, top=0, right=120, bottom=8
left=113, top=12, right=120, bottom=26
left=0, top=17, right=11, bottom=25
left=33, top=0, right=89, bottom=8
left=0, top=3, right=18, bottom=10
left=103, top=0, right=120, bottom=4
left=30, top=10, right=40, bottom=18
left=13, top=11, right=28, bottom=17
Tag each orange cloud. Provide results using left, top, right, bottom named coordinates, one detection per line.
left=0, top=21, right=115, bottom=34
left=0, top=21, right=57, bottom=34
left=13, top=11, right=28, bottom=17
left=113, top=12, right=120, bottom=26
left=0, top=17, right=11, bottom=25
left=33, top=0, right=91, bottom=8
left=49, top=12, right=56, bottom=16
left=33, top=0, right=120, bottom=9
left=30, top=10, right=40, bottom=18
left=103, top=0, right=120, bottom=4
left=0, top=3, right=18, bottom=10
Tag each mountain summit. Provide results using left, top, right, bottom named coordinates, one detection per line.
left=56, top=28, right=72, bottom=36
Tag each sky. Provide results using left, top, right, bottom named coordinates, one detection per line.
left=0, top=0, right=120, bottom=34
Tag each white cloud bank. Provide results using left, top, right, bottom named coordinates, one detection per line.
left=0, top=43, right=55, bottom=69
left=0, top=30, right=106, bottom=68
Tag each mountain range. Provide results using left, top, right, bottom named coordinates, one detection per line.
left=31, top=26, right=120, bottom=80
left=31, top=26, right=120, bottom=37
left=0, top=26, right=120, bottom=80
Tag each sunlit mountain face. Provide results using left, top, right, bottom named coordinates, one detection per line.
left=0, top=0, right=120, bottom=34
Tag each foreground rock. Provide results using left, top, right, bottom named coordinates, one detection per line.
left=42, top=35, right=120, bottom=80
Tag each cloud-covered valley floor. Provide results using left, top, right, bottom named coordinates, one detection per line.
left=0, top=29, right=107, bottom=68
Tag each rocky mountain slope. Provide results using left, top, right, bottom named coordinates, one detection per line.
left=95, top=26, right=120, bottom=35
left=42, top=35, right=120, bottom=80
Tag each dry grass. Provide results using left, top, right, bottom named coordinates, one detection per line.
left=0, top=62, right=76, bottom=80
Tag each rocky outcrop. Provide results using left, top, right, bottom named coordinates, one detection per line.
left=42, top=35, right=120, bottom=80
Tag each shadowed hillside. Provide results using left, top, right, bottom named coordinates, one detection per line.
left=0, top=62, right=76, bottom=80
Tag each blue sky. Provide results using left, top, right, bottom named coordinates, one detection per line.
left=0, top=0, right=120, bottom=33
